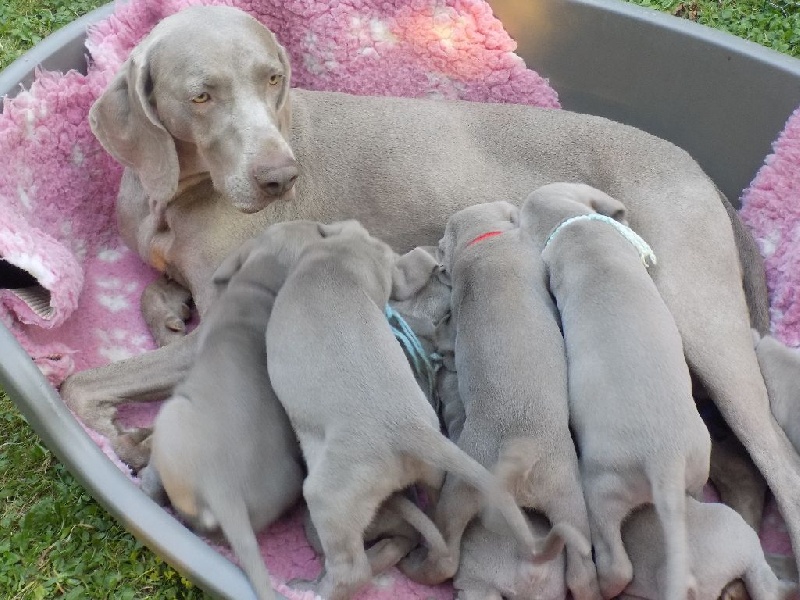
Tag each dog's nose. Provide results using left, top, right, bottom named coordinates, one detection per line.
left=252, top=160, right=299, bottom=196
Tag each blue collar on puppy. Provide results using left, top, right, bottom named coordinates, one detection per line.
left=543, top=214, right=658, bottom=268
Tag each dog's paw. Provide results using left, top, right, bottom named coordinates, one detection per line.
left=719, top=579, right=749, bottom=600
left=141, top=278, right=193, bottom=347
left=114, top=427, right=153, bottom=471
left=398, top=545, right=457, bottom=585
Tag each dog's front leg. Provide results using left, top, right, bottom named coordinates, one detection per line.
left=59, top=330, right=197, bottom=467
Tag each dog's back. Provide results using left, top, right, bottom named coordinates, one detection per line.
left=266, top=232, right=439, bottom=435
left=542, top=219, right=707, bottom=463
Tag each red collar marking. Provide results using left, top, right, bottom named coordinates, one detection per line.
left=466, top=230, right=504, bottom=247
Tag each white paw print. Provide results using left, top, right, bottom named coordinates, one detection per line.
left=95, top=328, right=151, bottom=362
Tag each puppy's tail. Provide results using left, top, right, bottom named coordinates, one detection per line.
left=491, top=437, right=592, bottom=562
left=651, top=470, right=694, bottom=600
left=406, top=426, right=571, bottom=564
left=207, top=493, right=277, bottom=600
left=384, top=494, right=449, bottom=560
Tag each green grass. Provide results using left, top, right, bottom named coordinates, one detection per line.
left=0, top=0, right=798, bottom=598
left=628, top=0, right=800, bottom=56
left=0, top=0, right=109, bottom=68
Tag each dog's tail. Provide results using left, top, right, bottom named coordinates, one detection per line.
left=651, top=468, right=695, bottom=600
left=492, top=437, right=592, bottom=563
left=207, top=493, right=277, bottom=600
left=406, top=426, right=574, bottom=565
left=383, top=494, right=449, bottom=559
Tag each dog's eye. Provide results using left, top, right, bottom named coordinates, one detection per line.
left=269, top=74, right=282, bottom=86
left=191, top=92, right=211, bottom=104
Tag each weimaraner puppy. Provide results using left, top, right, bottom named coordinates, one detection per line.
left=60, top=4, right=799, bottom=573
left=138, top=222, right=329, bottom=600
left=520, top=182, right=712, bottom=600
left=264, top=219, right=577, bottom=600
left=403, top=201, right=598, bottom=600
left=433, top=332, right=570, bottom=600
left=619, top=498, right=797, bottom=600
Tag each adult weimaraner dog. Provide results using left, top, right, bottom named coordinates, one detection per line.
left=58, top=3, right=798, bottom=574
left=261, top=219, right=574, bottom=599
left=521, top=183, right=711, bottom=599
left=402, top=201, right=597, bottom=600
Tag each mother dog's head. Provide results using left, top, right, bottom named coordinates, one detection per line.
left=90, top=6, right=296, bottom=220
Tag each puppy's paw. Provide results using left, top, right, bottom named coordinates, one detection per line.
left=141, top=278, right=193, bottom=347
left=114, top=427, right=153, bottom=471
left=719, top=579, right=749, bottom=600
left=398, top=545, right=457, bottom=585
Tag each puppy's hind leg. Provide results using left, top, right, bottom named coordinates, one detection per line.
left=650, top=473, right=693, bottom=600
left=497, top=438, right=600, bottom=600
left=583, top=473, right=634, bottom=599
left=399, top=475, right=480, bottom=585
left=302, top=456, right=394, bottom=600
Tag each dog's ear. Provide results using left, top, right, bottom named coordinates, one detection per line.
left=581, top=191, right=628, bottom=225
left=318, top=219, right=366, bottom=238
left=391, top=246, right=440, bottom=301
left=211, top=238, right=258, bottom=293
left=274, top=37, right=293, bottom=138
left=89, top=46, right=179, bottom=222
left=499, top=201, right=520, bottom=225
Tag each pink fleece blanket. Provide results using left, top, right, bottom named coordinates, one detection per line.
left=0, top=0, right=797, bottom=596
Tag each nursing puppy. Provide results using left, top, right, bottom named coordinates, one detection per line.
left=404, top=202, right=598, bottom=600
left=620, top=498, right=797, bottom=600
left=265, top=219, right=573, bottom=600
left=140, top=222, right=327, bottom=600
left=520, top=183, right=711, bottom=600
left=434, top=334, right=570, bottom=600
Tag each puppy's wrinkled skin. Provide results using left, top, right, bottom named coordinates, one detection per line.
left=141, top=222, right=326, bottom=600
left=619, top=498, right=797, bottom=600
left=521, top=183, right=711, bottom=600
left=403, top=202, right=598, bottom=600
left=264, top=220, right=574, bottom=600
left=62, top=6, right=800, bottom=574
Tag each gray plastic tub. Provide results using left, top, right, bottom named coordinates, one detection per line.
left=1, top=1, right=799, bottom=599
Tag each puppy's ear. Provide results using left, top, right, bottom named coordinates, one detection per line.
left=499, top=201, right=520, bottom=225
left=391, top=246, right=439, bottom=301
left=585, top=192, right=628, bottom=225
left=273, top=37, right=293, bottom=138
left=211, top=238, right=258, bottom=293
left=89, top=46, right=179, bottom=225
left=319, top=219, right=365, bottom=238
